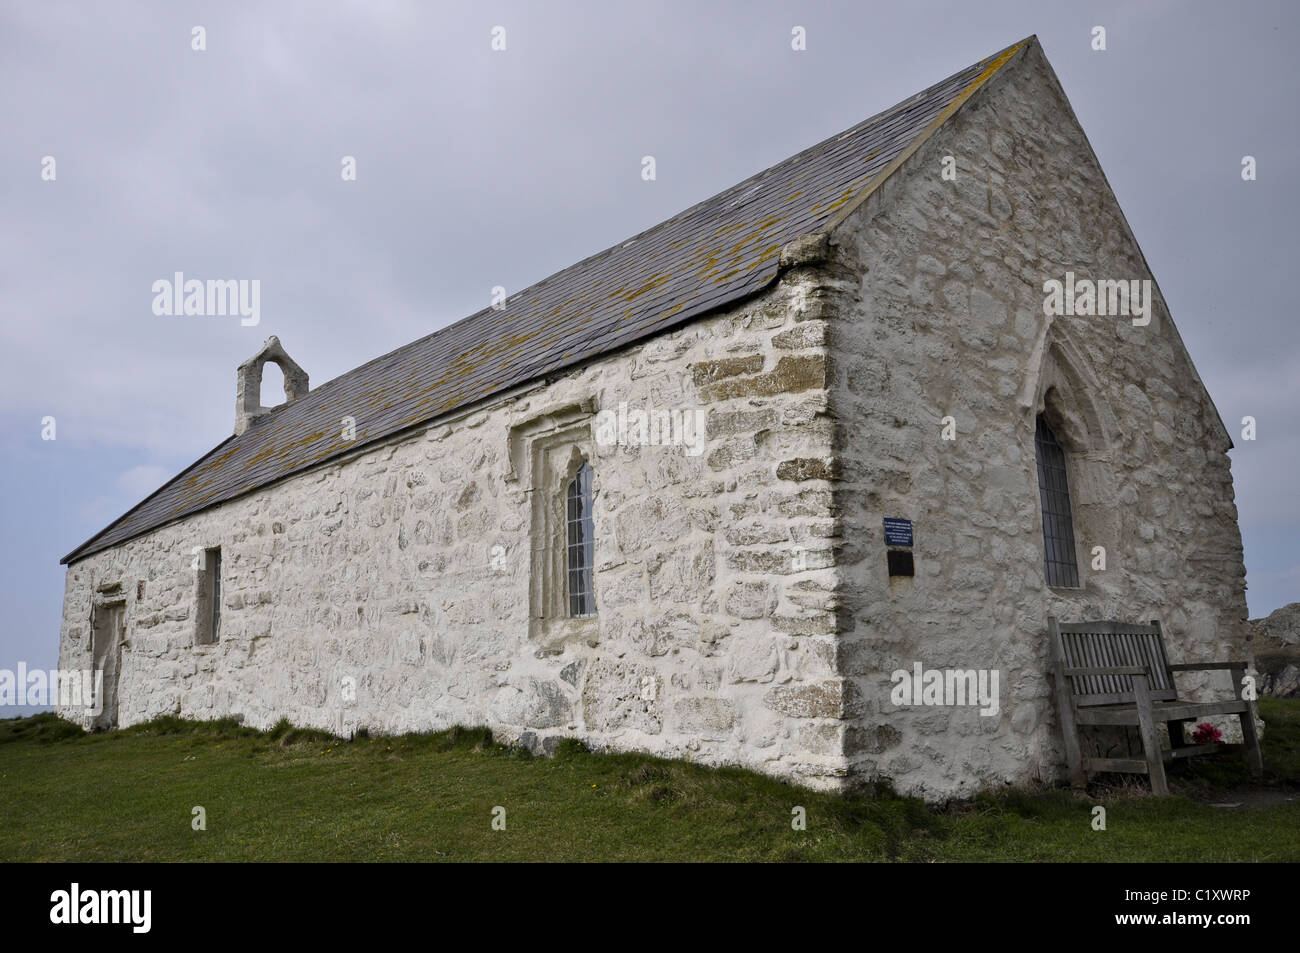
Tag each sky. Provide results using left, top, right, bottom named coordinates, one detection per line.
left=2, top=0, right=1297, bottom=685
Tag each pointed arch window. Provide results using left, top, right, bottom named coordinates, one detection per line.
left=566, top=461, right=596, bottom=617
left=1034, top=415, right=1079, bottom=588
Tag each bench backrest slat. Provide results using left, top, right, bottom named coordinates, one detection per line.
left=1049, top=618, right=1177, bottom=707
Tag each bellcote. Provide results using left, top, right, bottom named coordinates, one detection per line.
left=234, top=336, right=309, bottom=435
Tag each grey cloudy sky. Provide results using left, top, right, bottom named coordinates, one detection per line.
left=2, top=0, right=1297, bottom=677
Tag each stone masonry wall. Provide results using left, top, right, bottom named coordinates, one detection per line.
left=59, top=261, right=848, bottom=788
left=827, top=42, right=1251, bottom=800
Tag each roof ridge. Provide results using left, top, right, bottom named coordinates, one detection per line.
left=818, top=36, right=1032, bottom=236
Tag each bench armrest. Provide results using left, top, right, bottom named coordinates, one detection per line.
left=1062, top=666, right=1149, bottom=677
left=1167, top=662, right=1248, bottom=672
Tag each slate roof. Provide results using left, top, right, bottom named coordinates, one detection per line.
left=62, top=38, right=1029, bottom=564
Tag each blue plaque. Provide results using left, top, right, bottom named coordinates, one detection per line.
left=883, top=517, right=913, bottom=547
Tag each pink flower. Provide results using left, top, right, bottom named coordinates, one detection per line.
left=1190, top=722, right=1223, bottom=745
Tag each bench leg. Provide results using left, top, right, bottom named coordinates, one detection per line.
left=1051, top=673, right=1087, bottom=788
left=1048, top=621, right=1088, bottom=788
left=1168, top=719, right=1186, bottom=751
left=1237, top=710, right=1263, bottom=777
left=1239, top=711, right=1263, bottom=776
left=1133, top=675, right=1169, bottom=796
left=1231, top=666, right=1264, bottom=777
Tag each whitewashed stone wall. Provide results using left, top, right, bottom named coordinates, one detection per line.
left=827, top=42, right=1251, bottom=799
left=59, top=262, right=847, bottom=788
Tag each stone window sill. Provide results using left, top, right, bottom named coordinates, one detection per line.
left=535, top=615, right=599, bottom=654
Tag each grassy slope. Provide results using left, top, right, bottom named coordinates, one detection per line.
left=1, top=699, right=1296, bottom=862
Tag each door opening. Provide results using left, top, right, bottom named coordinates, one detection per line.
left=90, top=601, right=124, bottom=730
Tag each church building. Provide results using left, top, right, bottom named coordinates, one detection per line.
left=57, top=37, right=1251, bottom=799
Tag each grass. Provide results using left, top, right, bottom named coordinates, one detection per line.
left=0, top=699, right=1296, bottom=862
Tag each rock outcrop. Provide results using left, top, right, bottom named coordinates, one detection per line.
left=1250, top=602, right=1300, bottom=697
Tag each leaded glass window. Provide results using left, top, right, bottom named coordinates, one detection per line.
left=566, top=461, right=595, bottom=617
left=1035, top=415, right=1079, bottom=588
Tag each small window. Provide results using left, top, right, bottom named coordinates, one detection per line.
left=565, top=461, right=595, bottom=618
left=196, top=547, right=222, bottom=644
left=1034, top=415, right=1079, bottom=588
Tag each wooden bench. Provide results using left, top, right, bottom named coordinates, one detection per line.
left=1048, top=617, right=1262, bottom=795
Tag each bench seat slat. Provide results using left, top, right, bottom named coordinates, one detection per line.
left=1072, top=689, right=1177, bottom=707
left=1167, top=662, right=1247, bottom=672
left=1083, top=757, right=1151, bottom=774
left=1075, top=699, right=1250, bottom=726
left=1167, top=743, right=1242, bottom=760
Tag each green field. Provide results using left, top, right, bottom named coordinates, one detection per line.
left=2, top=699, right=1296, bottom=862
